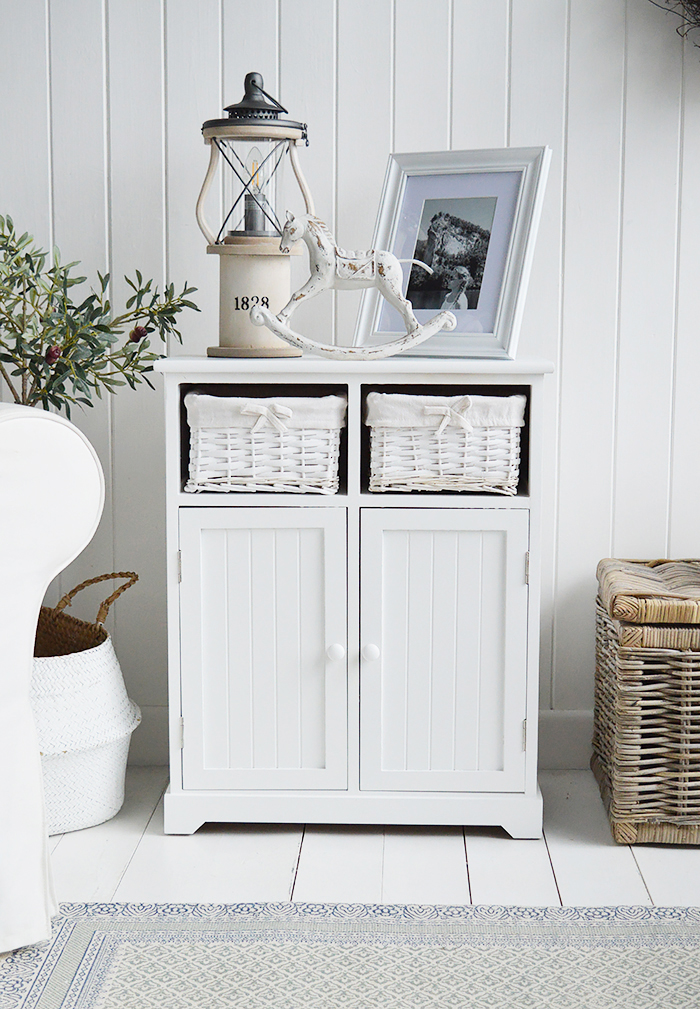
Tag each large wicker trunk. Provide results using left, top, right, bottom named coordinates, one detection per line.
left=593, top=559, right=700, bottom=845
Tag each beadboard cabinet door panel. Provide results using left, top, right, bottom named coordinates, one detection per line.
left=360, top=509, right=529, bottom=793
left=179, top=507, right=347, bottom=790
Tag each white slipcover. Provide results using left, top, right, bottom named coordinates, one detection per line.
left=0, top=403, right=104, bottom=952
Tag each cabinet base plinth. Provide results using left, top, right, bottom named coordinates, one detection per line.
left=163, top=786, right=543, bottom=838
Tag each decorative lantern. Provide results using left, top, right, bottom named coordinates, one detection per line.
left=196, top=72, right=314, bottom=357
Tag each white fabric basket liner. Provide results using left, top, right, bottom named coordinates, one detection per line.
left=31, top=636, right=141, bottom=754
left=365, top=393, right=526, bottom=431
left=185, top=393, right=348, bottom=431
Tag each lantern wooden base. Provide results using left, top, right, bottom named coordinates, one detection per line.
left=210, top=243, right=302, bottom=358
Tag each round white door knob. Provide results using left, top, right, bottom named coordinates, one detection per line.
left=326, top=643, right=346, bottom=662
left=361, top=644, right=381, bottom=662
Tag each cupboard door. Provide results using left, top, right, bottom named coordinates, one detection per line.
left=360, top=509, right=529, bottom=792
left=179, top=508, right=347, bottom=790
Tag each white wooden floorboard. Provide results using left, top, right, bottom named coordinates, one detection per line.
left=113, top=800, right=303, bottom=903
left=540, top=770, right=652, bottom=907
left=292, top=826, right=384, bottom=904
left=49, top=766, right=168, bottom=903
left=381, top=826, right=470, bottom=905
left=630, top=846, right=700, bottom=907
left=465, top=828, right=560, bottom=907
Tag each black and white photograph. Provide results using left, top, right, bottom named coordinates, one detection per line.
left=355, top=148, right=551, bottom=358
left=406, top=196, right=497, bottom=311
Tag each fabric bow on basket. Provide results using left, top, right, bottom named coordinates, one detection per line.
left=424, top=396, right=473, bottom=436
left=241, top=402, right=294, bottom=433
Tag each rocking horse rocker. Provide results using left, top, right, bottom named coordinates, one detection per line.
left=250, top=212, right=457, bottom=359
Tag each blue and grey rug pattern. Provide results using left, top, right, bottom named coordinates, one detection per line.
left=3, top=902, right=700, bottom=1008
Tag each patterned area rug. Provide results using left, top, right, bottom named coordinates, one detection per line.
left=3, top=903, right=700, bottom=1008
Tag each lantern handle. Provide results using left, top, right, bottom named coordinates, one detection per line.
left=196, top=140, right=219, bottom=245
left=289, top=141, right=315, bottom=216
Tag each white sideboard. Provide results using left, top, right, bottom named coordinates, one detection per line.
left=156, top=356, right=552, bottom=837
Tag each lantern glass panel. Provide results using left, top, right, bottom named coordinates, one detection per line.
left=218, top=137, right=287, bottom=241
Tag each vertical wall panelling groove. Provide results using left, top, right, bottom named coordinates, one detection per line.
left=506, top=0, right=513, bottom=148
left=161, top=0, right=169, bottom=351
left=45, top=0, right=55, bottom=250
left=669, top=34, right=700, bottom=557
left=548, top=0, right=571, bottom=710
left=447, top=0, right=454, bottom=151
left=104, top=0, right=115, bottom=621
left=611, top=0, right=629, bottom=562
left=666, top=39, right=686, bottom=559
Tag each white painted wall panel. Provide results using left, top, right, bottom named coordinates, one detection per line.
left=5, top=0, right=700, bottom=766
left=394, top=0, right=451, bottom=153
left=165, top=0, right=221, bottom=356
left=508, top=0, right=567, bottom=709
left=336, top=0, right=393, bottom=346
left=613, top=0, right=682, bottom=557
left=0, top=1, right=52, bottom=249
left=553, top=0, right=625, bottom=711
left=451, top=0, right=510, bottom=150
left=108, top=0, right=168, bottom=711
left=47, top=0, right=114, bottom=621
left=280, top=0, right=336, bottom=341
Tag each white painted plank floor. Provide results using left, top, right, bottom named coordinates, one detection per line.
left=49, top=768, right=700, bottom=907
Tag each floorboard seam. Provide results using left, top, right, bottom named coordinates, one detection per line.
left=110, top=776, right=169, bottom=901
left=541, top=827, right=564, bottom=907
left=289, top=826, right=306, bottom=902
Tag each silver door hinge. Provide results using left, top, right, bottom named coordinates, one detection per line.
left=177, top=550, right=182, bottom=583
left=522, top=719, right=527, bottom=751
left=525, top=551, right=530, bottom=585
left=178, top=717, right=185, bottom=749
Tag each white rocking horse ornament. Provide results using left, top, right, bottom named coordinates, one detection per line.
left=249, top=212, right=456, bottom=359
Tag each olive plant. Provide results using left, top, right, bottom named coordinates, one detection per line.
left=0, top=215, right=198, bottom=416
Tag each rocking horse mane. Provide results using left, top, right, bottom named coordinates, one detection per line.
left=304, top=215, right=335, bottom=243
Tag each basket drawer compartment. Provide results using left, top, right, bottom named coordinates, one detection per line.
left=365, top=392, right=526, bottom=494
left=184, top=392, right=347, bottom=494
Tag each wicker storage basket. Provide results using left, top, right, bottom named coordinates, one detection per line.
left=184, top=392, right=347, bottom=494
left=365, top=392, right=526, bottom=494
left=31, top=573, right=141, bottom=835
left=592, top=558, right=700, bottom=845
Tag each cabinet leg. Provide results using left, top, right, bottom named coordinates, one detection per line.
left=163, top=790, right=205, bottom=835
left=499, top=792, right=544, bottom=839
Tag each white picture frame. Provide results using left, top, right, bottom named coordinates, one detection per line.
left=353, top=147, right=551, bottom=359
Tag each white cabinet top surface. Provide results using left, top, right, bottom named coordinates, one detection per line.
left=155, top=356, right=553, bottom=377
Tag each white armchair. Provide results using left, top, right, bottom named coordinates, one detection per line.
left=0, top=403, right=103, bottom=952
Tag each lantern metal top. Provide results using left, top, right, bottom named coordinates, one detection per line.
left=202, top=72, right=306, bottom=138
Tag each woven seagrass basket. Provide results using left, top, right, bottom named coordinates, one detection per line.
left=592, top=558, right=700, bottom=845
left=32, top=572, right=141, bottom=835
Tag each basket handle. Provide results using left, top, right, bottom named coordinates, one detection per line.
left=54, top=571, right=139, bottom=625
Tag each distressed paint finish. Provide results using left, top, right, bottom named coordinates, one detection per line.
left=251, top=213, right=456, bottom=357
